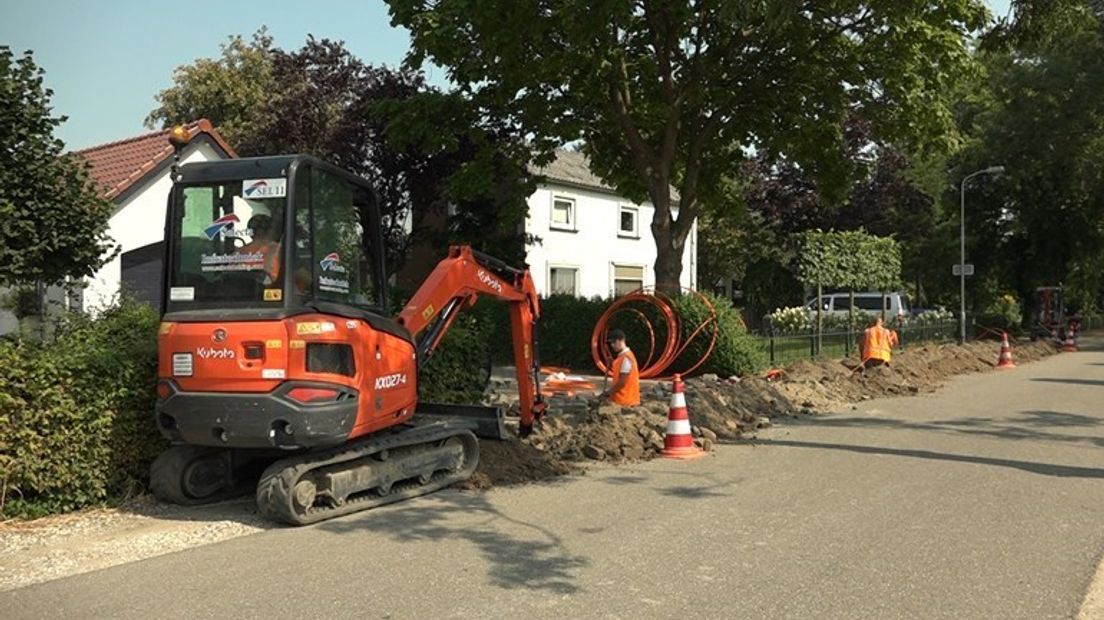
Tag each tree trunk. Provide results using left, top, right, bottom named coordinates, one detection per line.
left=848, top=289, right=855, bottom=353
left=654, top=239, right=685, bottom=293
left=816, top=281, right=823, bottom=356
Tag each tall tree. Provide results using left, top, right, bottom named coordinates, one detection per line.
left=387, top=0, right=989, bottom=291
left=958, top=4, right=1104, bottom=312
left=146, top=30, right=275, bottom=147
left=0, top=47, right=114, bottom=288
left=148, top=34, right=534, bottom=274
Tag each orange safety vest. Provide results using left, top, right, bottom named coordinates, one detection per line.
left=862, top=325, right=899, bottom=363
left=238, top=240, right=281, bottom=284
left=610, top=348, right=641, bottom=406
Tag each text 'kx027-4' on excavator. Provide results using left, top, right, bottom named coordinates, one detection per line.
left=150, top=134, right=546, bottom=525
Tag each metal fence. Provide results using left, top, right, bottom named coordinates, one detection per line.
left=754, top=321, right=960, bottom=367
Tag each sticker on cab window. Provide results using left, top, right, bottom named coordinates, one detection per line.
left=169, top=287, right=194, bottom=301
left=264, top=288, right=282, bottom=301
left=318, top=252, right=351, bottom=294
left=242, top=178, right=287, bottom=199
left=200, top=252, right=264, bottom=273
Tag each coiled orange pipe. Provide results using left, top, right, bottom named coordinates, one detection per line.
left=590, top=287, right=719, bottom=379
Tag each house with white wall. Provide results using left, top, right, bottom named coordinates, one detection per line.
left=76, top=119, right=236, bottom=310
left=525, top=150, right=696, bottom=297
left=0, top=120, right=234, bottom=334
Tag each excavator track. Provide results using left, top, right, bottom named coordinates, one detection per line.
left=256, top=422, right=480, bottom=525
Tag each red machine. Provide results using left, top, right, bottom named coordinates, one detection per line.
left=150, top=145, right=545, bottom=524
left=1032, top=286, right=1065, bottom=341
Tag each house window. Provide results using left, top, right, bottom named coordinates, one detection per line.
left=613, top=264, right=645, bottom=296
left=549, top=266, right=578, bottom=296
left=551, top=197, right=575, bottom=230
left=618, top=206, right=638, bottom=237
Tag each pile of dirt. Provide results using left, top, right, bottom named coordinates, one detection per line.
left=468, top=338, right=1059, bottom=489
left=776, top=339, right=1057, bottom=411
left=461, top=439, right=579, bottom=490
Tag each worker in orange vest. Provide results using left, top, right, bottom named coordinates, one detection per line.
left=861, top=316, right=899, bottom=369
left=238, top=210, right=282, bottom=285
left=601, top=329, right=640, bottom=406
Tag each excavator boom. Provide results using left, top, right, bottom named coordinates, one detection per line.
left=397, top=245, right=546, bottom=436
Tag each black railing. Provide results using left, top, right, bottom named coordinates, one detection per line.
left=755, top=321, right=959, bottom=367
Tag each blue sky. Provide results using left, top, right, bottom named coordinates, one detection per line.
left=1, top=0, right=1012, bottom=151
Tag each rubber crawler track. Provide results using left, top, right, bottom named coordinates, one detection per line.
left=256, top=423, right=479, bottom=526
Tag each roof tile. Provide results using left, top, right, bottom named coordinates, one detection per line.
left=73, top=119, right=236, bottom=200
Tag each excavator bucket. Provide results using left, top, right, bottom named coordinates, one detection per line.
left=413, top=403, right=508, bottom=440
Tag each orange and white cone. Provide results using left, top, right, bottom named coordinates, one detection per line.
left=1063, top=329, right=1078, bottom=353
left=662, top=374, right=705, bottom=460
left=996, top=332, right=1015, bottom=369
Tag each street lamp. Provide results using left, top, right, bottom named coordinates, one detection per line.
left=959, top=165, right=1005, bottom=344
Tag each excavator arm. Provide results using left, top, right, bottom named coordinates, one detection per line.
left=396, top=245, right=546, bottom=436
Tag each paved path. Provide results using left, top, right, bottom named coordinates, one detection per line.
left=5, top=340, right=1104, bottom=619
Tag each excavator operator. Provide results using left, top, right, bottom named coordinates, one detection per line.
left=601, top=328, right=641, bottom=406
left=861, top=315, right=899, bottom=369
left=236, top=206, right=282, bottom=286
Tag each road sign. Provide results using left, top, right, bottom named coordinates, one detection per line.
left=953, top=264, right=975, bottom=276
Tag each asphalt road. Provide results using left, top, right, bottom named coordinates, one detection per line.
left=5, top=339, right=1104, bottom=619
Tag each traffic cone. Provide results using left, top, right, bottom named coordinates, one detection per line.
left=1063, top=329, right=1078, bottom=352
left=661, top=374, right=705, bottom=460
left=996, top=332, right=1016, bottom=369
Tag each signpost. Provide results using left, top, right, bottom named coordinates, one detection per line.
left=953, top=264, right=974, bottom=277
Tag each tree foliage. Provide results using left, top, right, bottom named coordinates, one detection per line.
left=0, top=47, right=115, bottom=287
left=148, top=33, right=535, bottom=272
left=796, top=230, right=901, bottom=292
left=146, top=30, right=276, bottom=148
left=387, top=0, right=988, bottom=291
left=957, top=5, right=1104, bottom=313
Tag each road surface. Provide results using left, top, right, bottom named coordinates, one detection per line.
left=4, top=339, right=1104, bottom=619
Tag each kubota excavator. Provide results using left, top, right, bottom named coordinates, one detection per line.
left=151, top=131, right=545, bottom=525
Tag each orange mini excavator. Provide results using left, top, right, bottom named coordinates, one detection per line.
left=151, top=136, right=545, bottom=525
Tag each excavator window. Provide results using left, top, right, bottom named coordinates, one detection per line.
left=165, top=156, right=386, bottom=314
left=168, top=182, right=288, bottom=306
left=303, top=167, right=374, bottom=308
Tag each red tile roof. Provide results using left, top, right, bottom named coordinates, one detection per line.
left=74, top=119, right=236, bottom=200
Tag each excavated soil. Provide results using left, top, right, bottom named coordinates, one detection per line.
left=459, top=440, right=578, bottom=490
left=471, top=338, right=1059, bottom=487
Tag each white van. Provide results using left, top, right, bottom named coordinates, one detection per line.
left=805, top=292, right=911, bottom=321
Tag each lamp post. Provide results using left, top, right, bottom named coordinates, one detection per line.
left=960, top=165, right=1005, bottom=344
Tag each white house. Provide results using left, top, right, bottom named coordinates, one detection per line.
left=77, top=120, right=236, bottom=310
left=0, top=120, right=235, bottom=334
left=525, top=150, right=696, bottom=297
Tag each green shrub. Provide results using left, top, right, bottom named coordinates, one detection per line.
left=0, top=299, right=165, bottom=518
left=418, top=313, right=492, bottom=404
left=768, top=306, right=810, bottom=334
left=478, top=294, right=609, bottom=371
left=978, top=293, right=1024, bottom=334
left=822, top=309, right=878, bottom=331
left=913, top=307, right=955, bottom=326
left=672, top=291, right=766, bottom=377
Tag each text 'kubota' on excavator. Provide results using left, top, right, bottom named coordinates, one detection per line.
left=150, top=127, right=545, bottom=524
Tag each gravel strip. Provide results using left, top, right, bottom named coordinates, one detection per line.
left=0, top=496, right=267, bottom=592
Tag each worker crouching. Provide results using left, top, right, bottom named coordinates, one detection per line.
left=861, top=316, right=899, bottom=370
left=601, top=329, right=640, bottom=406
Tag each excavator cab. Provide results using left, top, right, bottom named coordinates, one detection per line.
left=154, top=151, right=545, bottom=524
left=164, top=155, right=386, bottom=319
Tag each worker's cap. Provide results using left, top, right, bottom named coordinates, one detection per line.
left=606, top=329, right=626, bottom=343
